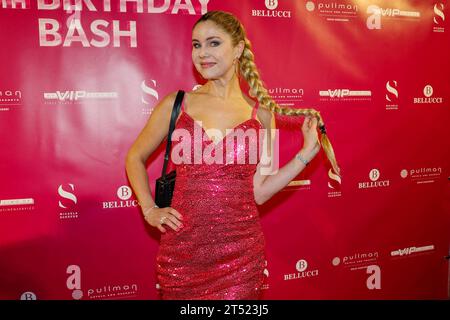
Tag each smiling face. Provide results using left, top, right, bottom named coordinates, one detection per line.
left=192, top=20, right=243, bottom=80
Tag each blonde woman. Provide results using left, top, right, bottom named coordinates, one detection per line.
left=125, top=10, right=341, bottom=300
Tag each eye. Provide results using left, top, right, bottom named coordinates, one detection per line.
left=192, top=43, right=200, bottom=48
left=211, top=41, right=220, bottom=46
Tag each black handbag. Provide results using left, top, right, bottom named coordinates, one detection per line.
left=154, top=90, right=185, bottom=208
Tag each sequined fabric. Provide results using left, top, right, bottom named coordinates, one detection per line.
left=156, top=98, right=266, bottom=300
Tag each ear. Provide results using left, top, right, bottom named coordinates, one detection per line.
left=235, top=40, right=245, bottom=58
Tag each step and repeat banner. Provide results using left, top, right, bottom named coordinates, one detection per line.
left=1, top=0, right=449, bottom=300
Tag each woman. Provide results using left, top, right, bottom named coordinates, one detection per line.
left=125, top=11, right=341, bottom=300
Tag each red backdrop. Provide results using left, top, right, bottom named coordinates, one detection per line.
left=0, top=0, right=449, bottom=300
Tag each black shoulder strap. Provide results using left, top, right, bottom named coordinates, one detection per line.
left=161, top=90, right=184, bottom=177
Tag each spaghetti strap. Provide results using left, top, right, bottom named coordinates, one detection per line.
left=251, top=100, right=259, bottom=119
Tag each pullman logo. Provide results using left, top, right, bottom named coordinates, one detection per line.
left=267, top=87, right=304, bottom=107
left=400, top=167, right=442, bottom=184
left=66, top=265, right=83, bottom=300
left=385, top=80, right=399, bottom=110
left=0, top=89, right=23, bottom=111
left=305, top=1, right=358, bottom=23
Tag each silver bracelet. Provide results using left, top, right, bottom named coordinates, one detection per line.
left=142, top=204, right=159, bottom=218
left=295, top=152, right=309, bottom=166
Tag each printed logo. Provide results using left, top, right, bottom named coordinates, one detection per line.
left=391, top=244, right=435, bottom=257
left=386, top=80, right=399, bottom=110
left=0, top=89, right=23, bottom=111
left=66, top=265, right=83, bottom=300
left=328, top=168, right=342, bottom=198
left=267, top=87, right=304, bottom=108
left=102, top=185, right=139, bottom=210
left=366, top=5, right=421, bottom=30
left=44, top=90, right=118, bottom=104
left=20, top=292, right=37, bottom=300
left=252, top=0, right=292, bottom=18
left=366, top=265, right=381, bottom=289
left=284, top=259, right=319, bottom=281
left=358, top=169, right=390, bottom=189
left=0, top=198, right=35, bottom=213
left=333, top=250, right=379, bottom=270
left=58, top=183, right=79, bottom=219
left=319, top=88, right=372, bottom=102
left=400, top=167, right=442, bottom=184
left=305, top=1, right=359, bottom=22
left=413, top=85, right=443, bottom=104
left=141, top=79, right=159, bottom=115
left=433, top=2, right=445, bottom=33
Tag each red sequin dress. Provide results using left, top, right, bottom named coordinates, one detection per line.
left=156, top=95, right=266, bottom=300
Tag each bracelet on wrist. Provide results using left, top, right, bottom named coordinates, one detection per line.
left=295, top=152, right=309, bottom=166
left=142, top=204, right=159, bottom=217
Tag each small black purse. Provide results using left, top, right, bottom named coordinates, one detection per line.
left=154, top=90, right=185, bottom=208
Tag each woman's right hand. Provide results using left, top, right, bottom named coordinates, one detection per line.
left=142, top=206, right=183, bottom=233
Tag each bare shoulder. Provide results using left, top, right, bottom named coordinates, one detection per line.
left=257, top=104, right=275, bottom=129
left=155, top=90, right=179, bottom=115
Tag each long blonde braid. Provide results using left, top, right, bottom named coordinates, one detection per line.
left=194, top=11, right=341, bottom=177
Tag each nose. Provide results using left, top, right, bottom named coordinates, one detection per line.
left=198, top=45, right=209, bottom=58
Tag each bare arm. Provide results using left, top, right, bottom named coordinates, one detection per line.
left=125, top=91, right=183, bottom=233
left=253, top=111, right=320, bottom=205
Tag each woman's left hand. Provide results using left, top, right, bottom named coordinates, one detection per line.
left=301, top=116, right=321, bottom=159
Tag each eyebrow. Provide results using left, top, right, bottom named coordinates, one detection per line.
left=192, top=36, right=222, bottom=42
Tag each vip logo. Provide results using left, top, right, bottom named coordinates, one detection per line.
left=391, top=245, right=435, bottom=257
left=58, top=183, right=77, bottom=208
left=141, top=80, right=158, bottom=104
left=328, top=89, right=350, bottom=98
left=56, top=91, right=86, bottom=101
left=20, top=292, right=37, bottom=300
left=265, top=0, right=278, bottom=10
left=433, top=3, right=445, bottom=25
left=66, top=265, right=83, bottom=300
left=366, top=265, right=381, bottom=289
left=386, top=81, right=398, bottom=102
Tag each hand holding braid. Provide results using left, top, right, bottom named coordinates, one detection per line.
left=239, top=37, right=341, bottom=177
